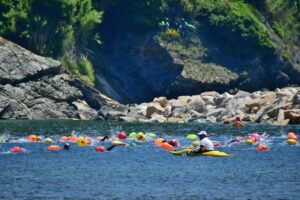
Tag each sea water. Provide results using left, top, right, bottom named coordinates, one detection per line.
left=0, top=120, right=299, bottom=199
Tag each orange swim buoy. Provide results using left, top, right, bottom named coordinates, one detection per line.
left=10, top=146, right=23, bottom=153
left=95, top=146, right=105, bottom=152
left=154, top=138, right=164, bottom=147
left=60, top=136, right=69, bottom=142
left=288, top=132, right=298, bottom=141
left=47, top=145, right=61, bottom=151
left=68, top=136, right=78, bottom=142
left=161, top=142, right=176, bottom=150
left=257, top=144, right=268, bottom=151
left=85, top=137, right=93, bottom=143
left=28, top=134, right=37, bottom=142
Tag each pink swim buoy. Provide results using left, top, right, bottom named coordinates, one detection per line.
left=213, top=141, right=221, bottom=147
left=118, top=131, right=127, bottom=140
left=250, top=133, right=261, bottom=142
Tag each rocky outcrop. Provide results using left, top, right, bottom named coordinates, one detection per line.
left=0, top=37, right=116, bottom=120
left=100, top=87, right=300, bottom=125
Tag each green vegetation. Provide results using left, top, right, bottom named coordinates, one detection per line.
left=0, top=0, right=101, bottom=84
left=0, top=0, right=299, bottom=83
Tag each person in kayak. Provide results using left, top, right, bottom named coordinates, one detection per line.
left=192, top=131, right=214, bottom=153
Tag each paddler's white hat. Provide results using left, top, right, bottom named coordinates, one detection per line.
left=197, top=131, right=207, bottom=136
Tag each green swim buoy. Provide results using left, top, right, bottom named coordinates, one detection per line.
left=186, top=134, right=197, bottom=140
left=128, top=132, right=137, bottom=138
left=149, top=133, right=156, bottom=138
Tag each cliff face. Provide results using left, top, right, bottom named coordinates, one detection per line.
left=0, top=37, right=115, bottom=120
left=93, top=1, right=300, bottom=104
left=94, top=31, right=300, bottom=104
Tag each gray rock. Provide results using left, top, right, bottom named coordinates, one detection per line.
left=150, top=114, right=167, bottom=122
left=0, top=36, right=60, bottom=85
left=187, top=96, right=206, bottom=113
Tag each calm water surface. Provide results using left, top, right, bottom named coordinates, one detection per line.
left=0, top=120, right=299, bottom=200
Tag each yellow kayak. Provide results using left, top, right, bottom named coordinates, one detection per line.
left=170, top=148, right=235, bottom=157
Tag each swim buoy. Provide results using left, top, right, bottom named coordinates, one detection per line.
left=85, top=137, right=93, bottom=143
left=95, top=146, right=105, bottom=152
left=136, top=132, right=146, bottom=141
left=250, top=133, right=261, bottom=142
left=10, top=146, right=22, bottom=153
left=111, top=140, right=124, bottom=146
left=245, top=139, right=254, bottom=145
left=118, top=131, right=127, bottom=140
left=60, top=136, right=69, bottom=142
left=77, top=137, right=88, bottom=147
left=287, top=139, right=297, bottom=145
left=128, top=132, right=137, bottom=139
left=191, top=141, right=200, bottom=147
left=47, top=145, right=60, bottom=151
left=257, top=144, right=268, bottom=151
left=44, top=138, right=53, bottom=143
left=68, top=136, right=78, bottom=142
left=288, top=132, right=297, bottom=140
left=28, top=134, right=37, bottom=142
left=155, top=138, right=164, bottom=146
left=236, top=136, right=243, bottom=142
left=149, top=133, right=156, bottom=138
left=161, top=142, right=175, bottom=150
left=186, top=134, right=197, bottom=140
left=213, top=141, right=221, bottom=147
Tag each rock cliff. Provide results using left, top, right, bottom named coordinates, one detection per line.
left=0, top=37, right=116, bottom=120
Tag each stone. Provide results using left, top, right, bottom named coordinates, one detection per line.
left=153, top=96, right=168, bottom=108
left=145, top=102, right=165, bottom=118
left=166, top=117, right=184, bottom=123
left=201, top=96, right=215, bottom=105
left=273, top=119, right=290, bottom=126
left=170, top=96, right=191, bottom=109
left=284, top=109, right=300, bottom=124
left=72, top=100, right=98, bottom=120
left=150, top=114, right=167, bottom=122
left=0, top=36, right=60, bottom=85
left=201, top=91, right=219, bottom=97
left=207, top=108, right=226, bottom=118
left=187, top=95, right=206, bottom=113
left=245, top=92, right=277, bottom=108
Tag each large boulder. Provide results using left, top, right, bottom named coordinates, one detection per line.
left=0, top=37, right=116, bottom=120
left=0, top=37, right=60, bottom=84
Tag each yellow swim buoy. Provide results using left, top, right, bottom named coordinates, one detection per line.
left=44, top=138, right=53, bottom=143
left=245, top=139, right=254, bottom=145
left=136, top=132, right=146, bottom=141
left=191, top=141, right=200, bottom=147
left=77, top=137, right=88, bottom=147
left=111, top=140, right=124, bottom=146
left=287, top=139, right=297, bottom=145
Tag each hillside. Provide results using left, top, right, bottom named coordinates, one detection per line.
left=1, top=0, right=299, bottom=104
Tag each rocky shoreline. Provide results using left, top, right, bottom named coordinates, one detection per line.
left=99, top=87, right=300, bottom=125
left=1, top=36, right=299, bottom=124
